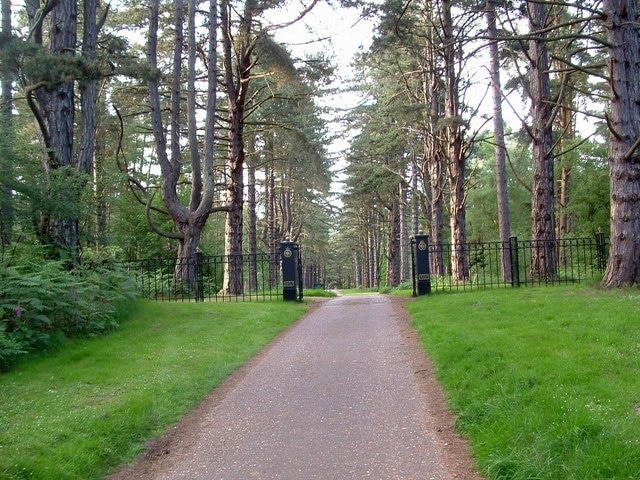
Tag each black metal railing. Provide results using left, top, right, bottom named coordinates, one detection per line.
left=127, top=234, right=608, bottom=301
left=424, top=234, right=608, bottom=293
left=123, top=251, right=282, bottom=302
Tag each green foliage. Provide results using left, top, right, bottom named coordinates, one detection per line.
left=568, top=139, right=610, bottom=236
left=302, top=288, right=337, bottom=298
left=0, top=251, right=138, bottom=371
left=0, top=321, right=26, bottom=368
left=466, top=131, right=533, bottom=241
left=409, top=287, right=640, bottom=479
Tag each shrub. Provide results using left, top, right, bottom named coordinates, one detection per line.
left=0, top=256, right=137, bottom=371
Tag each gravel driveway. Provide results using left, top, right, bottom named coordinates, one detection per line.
left=110, top=294, right=482, bottom=480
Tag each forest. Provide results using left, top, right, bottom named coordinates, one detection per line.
left=1, top=0, right=640, bottom=360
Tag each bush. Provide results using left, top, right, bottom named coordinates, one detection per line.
left=0, top=255, right=138, bottom=371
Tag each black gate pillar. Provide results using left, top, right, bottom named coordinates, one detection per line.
left=411, top=234, right=431, bottom=296
left=281, top=241, right=302, bottom=301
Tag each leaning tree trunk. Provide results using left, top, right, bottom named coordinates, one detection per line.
left=602, top=0, right=640, bottom=286
left=528, top=0, right=557, bottom=280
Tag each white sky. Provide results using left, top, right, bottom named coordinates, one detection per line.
left=266, top=2, right=376, bottom=201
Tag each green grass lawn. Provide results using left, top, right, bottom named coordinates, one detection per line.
left=0, top=299, right=308, bottom=480
left=407, top=286, right=640, bottom=480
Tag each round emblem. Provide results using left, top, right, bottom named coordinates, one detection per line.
left=284, top=248, right=293, bottom=258
left=418, top=240, right=427, bottom=251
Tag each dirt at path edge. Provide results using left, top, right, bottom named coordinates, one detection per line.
left=109, top=296, right=484, bottom=480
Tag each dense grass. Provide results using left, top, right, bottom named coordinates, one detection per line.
left=302, top=288, right=338, bottom=298
left=407, top=286, right=640, bottom=480
left=0, top=299, right=308, bottom=480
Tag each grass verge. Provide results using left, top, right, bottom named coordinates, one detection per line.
left=407, top=286, right=640, bottom=480
left=0, top=299, right=308, bottom=480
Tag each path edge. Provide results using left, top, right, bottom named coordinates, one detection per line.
left=107, top=298, right=326, bottom=480
left=392, top=296, right=485, bottom=480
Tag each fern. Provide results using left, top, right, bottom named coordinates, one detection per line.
left=0, top=255, right=138, bottom=370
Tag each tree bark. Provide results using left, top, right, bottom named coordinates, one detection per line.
left=147, top=0, right=218, bottom=287
left=602, top=0, right=640, bottom=286
left=528, top=0, right=557, bottom=280
left=0, top=0, right=13, bottom=247
left=399, top=180, right=410, bottom=282
left=487, top=0, right=512, bottom=281
left=385, top=195, right=401, bottom=287
left=220, top=0, right=254, bottom=295
left=263, top=135, right=283, bottom=287
left=24, top=0, right=80, bottom=262
left=441, top=0, right=468, bottom=281
left=419, top=7, right=445, bottom=276
left=247, top=135, right=258, bottom=291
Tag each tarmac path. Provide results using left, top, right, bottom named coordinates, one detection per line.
left=110, top=295, right=482, bottom=480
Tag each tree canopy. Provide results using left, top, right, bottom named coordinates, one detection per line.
left=0, top=0, right=637, bottom=287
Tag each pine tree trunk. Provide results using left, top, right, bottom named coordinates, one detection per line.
left=220, top=0, right=252, bottom=295
left=47, top=0, right=76, bottom=172
left=27, top=0, right=82, bottom=264
left=427, top=156, right=445, bottom=275
left=487, top=0, right=512, bottom=281
left=372, top=224, right=380, bottom=289
left=442, top=0, right=468, bottom=281
left=0, top=0, right=13, bottom=247
left=222, top=164, right=244, bottom=295
left=247, top=136, right=258, bottom=291
left=174, top=222, right=204, bottom=288
left=385, top=197, right=401, bottom=287
left=399, top=181, right=410, bottom=282
left=602, top=0, right=640, bottom=286
left=420, top=4, right=446, bottom=277
left=555, top=71, right=576, bottom=244
left=147, top=0, right=218, bottom=282
left=265, top=153, right=279, bottom=288
left=528, top=0, right=557, bottom=280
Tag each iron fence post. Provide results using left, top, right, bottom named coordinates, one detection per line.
left=595, top=231, right=607, bottom=272
left=297, top=244, right=304, bottom=302
left=194, top=251, right=204, bottom=302
left=509, top=236, right=520, bottom=287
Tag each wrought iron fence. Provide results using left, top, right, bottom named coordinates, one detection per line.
left=126, top=234, right=608, bottom=301
left=123, top=251, right=282, bottom=302
left=423, top=234, right=608, bottom=293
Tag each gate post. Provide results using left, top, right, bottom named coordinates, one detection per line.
left=411, top=234, right=431, bottom=296
left=281, top=241, right=300, bottom=301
